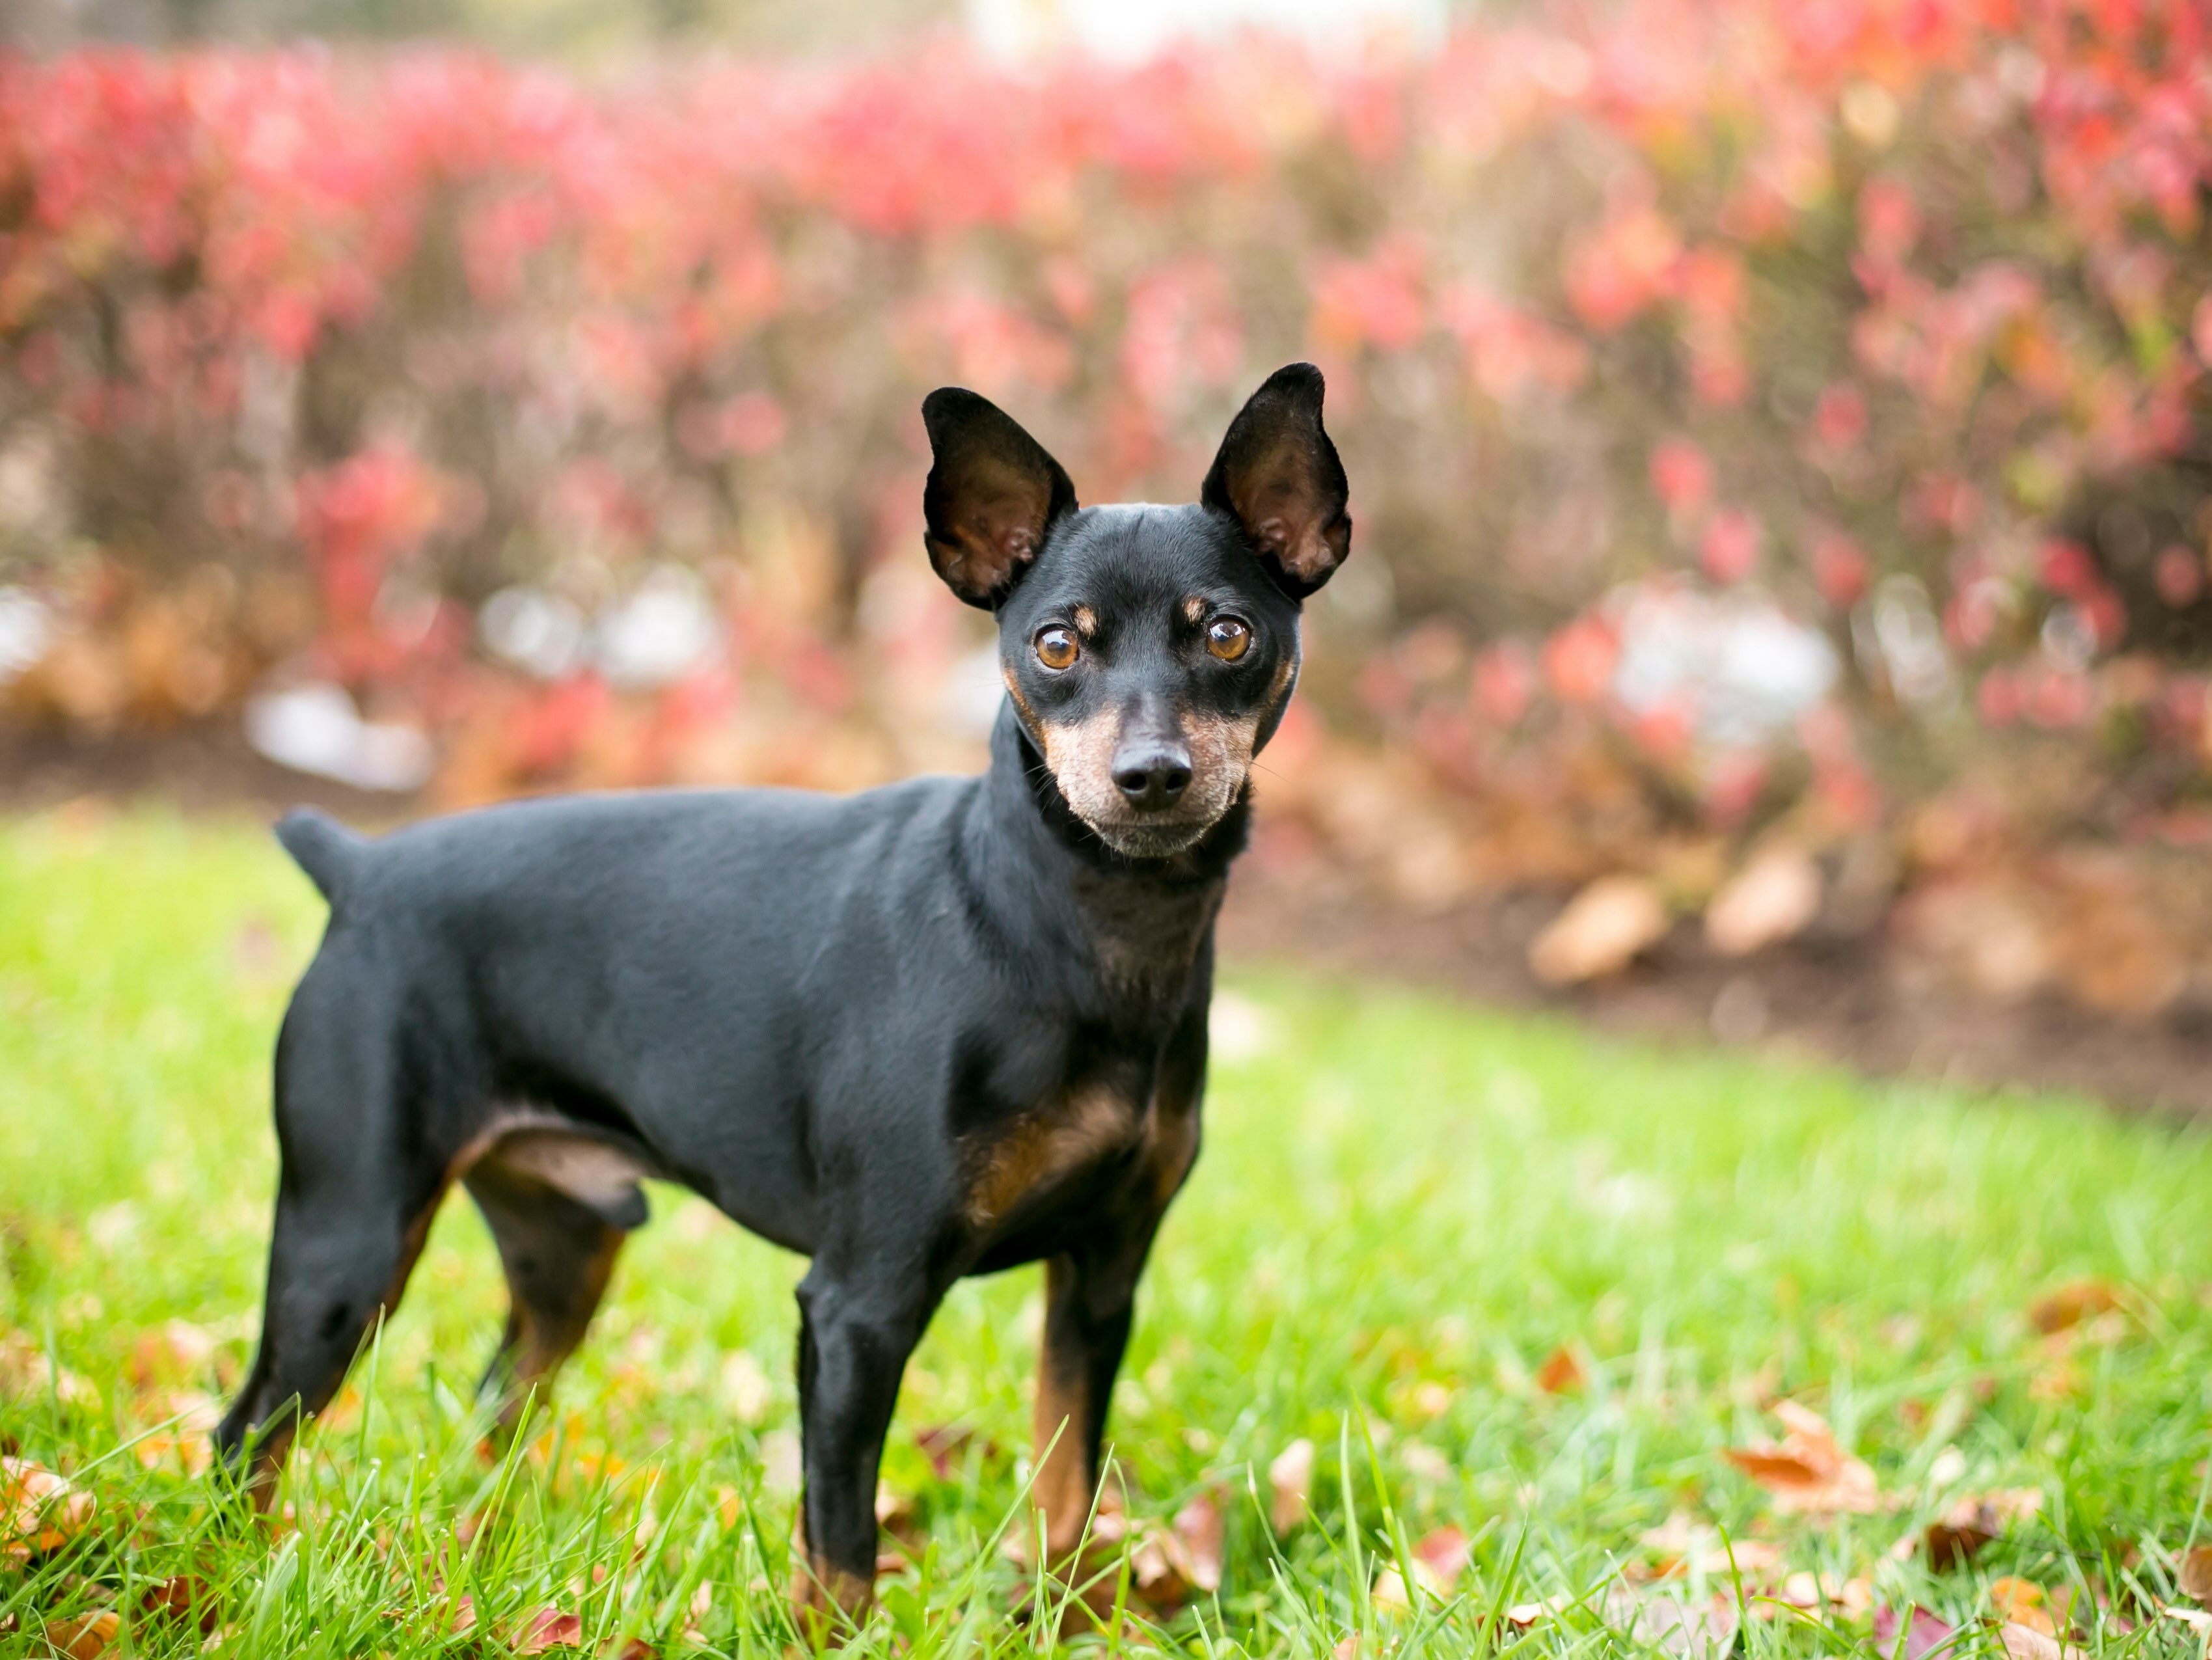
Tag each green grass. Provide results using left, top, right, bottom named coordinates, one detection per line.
left=4, top=808, right=2212, bottom=1657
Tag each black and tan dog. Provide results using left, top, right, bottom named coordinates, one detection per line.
left=215, top=363, right=1351, bottom=1620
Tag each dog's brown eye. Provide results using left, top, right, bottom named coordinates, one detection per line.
left=1205, top=617, right=1251, bottom=661
left=1035, top=626, right=1079, bottom=670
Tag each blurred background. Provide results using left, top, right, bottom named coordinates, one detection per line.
left=3, top=0, right=2210, bottom=1105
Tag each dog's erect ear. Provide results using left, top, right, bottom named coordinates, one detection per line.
left=1201, top=362, right=1352, bottom=601
left=922, top=388, right=1078, bottom=610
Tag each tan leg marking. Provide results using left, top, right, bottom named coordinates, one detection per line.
left=1031, top=1257, right=1095, bottom=1562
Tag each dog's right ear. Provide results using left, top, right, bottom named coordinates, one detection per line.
left=922, top=388, right=1078, bottom=610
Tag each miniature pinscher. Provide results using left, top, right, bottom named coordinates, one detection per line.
left=215, top=363, right=1352, bottom=1622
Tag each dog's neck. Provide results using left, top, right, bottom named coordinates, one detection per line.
left=970, top=704, right=1243, bottom=1018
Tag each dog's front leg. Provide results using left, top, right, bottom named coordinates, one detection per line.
left=787, top=1266, right=933, bottom=1633
left=1032, top=1226, right=1158, bottom=1566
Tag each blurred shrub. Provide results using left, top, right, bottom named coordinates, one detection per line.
left=1, top=5, right=2209, bottom=850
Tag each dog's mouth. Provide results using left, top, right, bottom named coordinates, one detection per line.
left=1080, top=808, right=1231, bottom=859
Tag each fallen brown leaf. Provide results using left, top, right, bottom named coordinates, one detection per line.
left=599, top=1640, right=655, bottom=1660
left=2, top=1458, right=92, bottom=1559
left=1268, top=1438, right=1315, bottom=1535
left=0, top=1333, right=99, bottom=1410
left=1692, top=1538, right=1784, bottom=1581
left=1372, top=1567, right=1416, bottom=1612
left=1173, top=1491, right=1223, bottom=1594
left=2180, top=1542, right=2212, bottom=1602
left=1762, top=1571, right=1872, bottom=1617
left=1704, top=845, right=1822, bottom=957
left=2028, top=1281, right=2122, bottom=1336
left=1535, top=1346, right=1587, bottom=1395
left=1529, top=875, right=1669, bottom=986
left=1872, top=1605, right=1961, bottom=1660
left=913, top=1423, right=989, bottom=1480
left=1722, top=1401, right=1879, bottom=1515
left=126, top=1320, right=221, bottom=1389
left=1603, top=1581, right=1741, bottom=1656
left=1412, top=1525, right=1470, bottom=1596
left=1989, top=1576, right=2070, bottom=1635
left=1408, top=1380, right=1455, bottom=1419
left=1997, top=1622, right=2084, bottom=1660
left=873, top=1483, right=921, bottom=1549
left=43, top=1611, right=120, bottom=1660
left=137, top=1575, right=221, bottom=1637
left=1504, top=1595, right=1570, bottom=1629
left=1924, top=1489, right=2042, bottom=1571
left=717, top=1351, right=771, bottom=1426
left=513, top=1607, right=585, bottom=1652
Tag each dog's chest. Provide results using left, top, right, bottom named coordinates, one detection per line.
left=961, top=1081, right=1195, bottom=1239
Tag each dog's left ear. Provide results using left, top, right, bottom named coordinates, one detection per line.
left=922, top=387, right=1078, bottom=610
left=1201, top=362, right=1352, bottom=601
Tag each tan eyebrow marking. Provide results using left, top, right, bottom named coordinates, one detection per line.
left=1182, top=595, right=1207, bottom=625
left=1071, top=605, right=1099, bottom=638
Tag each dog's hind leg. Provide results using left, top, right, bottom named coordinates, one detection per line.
left=465, top=1156, right=631, bottom=1442
left=216, top=975, right=449, bottom=1507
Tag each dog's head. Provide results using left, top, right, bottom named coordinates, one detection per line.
left=922, top=363, right=1351, bottom=859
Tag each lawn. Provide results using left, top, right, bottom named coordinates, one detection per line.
left=4, top=808, right=2211, bottom=1657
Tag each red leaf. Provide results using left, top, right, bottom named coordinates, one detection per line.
left=514, top=1607, right=585, bottom=1652
left=1872, top=1606, right=1963, bottom=1660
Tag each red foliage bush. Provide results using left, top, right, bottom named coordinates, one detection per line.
left=1, top=3, right=2208, bottom=869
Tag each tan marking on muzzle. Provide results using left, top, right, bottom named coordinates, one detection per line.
left=1030, top=701, right=1261, bottom=856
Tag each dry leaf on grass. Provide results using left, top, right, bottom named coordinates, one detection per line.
left=2, top=1458, right=91, bottom=1559
left=1760, top=1572, right=1872, bottom=1618
left=1503, top=1594, right=1571, bottom=1629
left=912, top=1422, right=991, bottom=1480
left=1704, top=845, right=1822, bottom=957
left=1998, top=1622, right=2085, bottom=1660
left=138, top=1575, right=221, bottom=1637
left=1408, top=1380, right=1456, bottom=1419
left=1535, top=1346, right=1586, bottom=1394
left=1998, top=1576, right=2088, bottom=1634
left=717, top=1352, right=772, bottom=1426
left=1372, top=1568, right=1416, bottom=1612
left=873, top=1484, right=922, bottom=1550
left=2028, top=1281, right=2123, bottom=1336
left=0, top=1333, right=99, bottom=1411
left=2179, top=1543, right=2212, bottom=1602
left=757, top=1430, right=800, bottom=1496
left=1412, top=1525, right=1471, bottom=1594
left=1924, top=1489, right=2043, bottom=1571
left=1268, top=1438, right=1315, bottom=1535
left=1602, top=1582, right=1741, bottom=1657
left=1529, top=875, right=1669, bottom=986
left=1171, top=1491, right=1223, bottom=1594
left=513, top=1607, right=586, bottom=1653
left=1084, top=1490, right=1229, bottom=1614
left=126, top=1320, right=223, bottom=1388
left=1723, top=1401, right=1880, bottom=1515
left=1872, top=1605, right=1963, bottom=1660
left=42, top=1611, right=120, bottom=1660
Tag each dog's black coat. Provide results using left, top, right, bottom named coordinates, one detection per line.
left=217, top=364, right=1350, bottom=1614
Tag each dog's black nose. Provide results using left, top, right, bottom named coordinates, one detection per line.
left=1112, top=746, right=1192, bottom=811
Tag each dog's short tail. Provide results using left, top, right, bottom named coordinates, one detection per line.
left=275, top=808, right=368, bottom=903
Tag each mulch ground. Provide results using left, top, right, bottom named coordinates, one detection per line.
left=11, top=721, right=2212, bottom=1117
